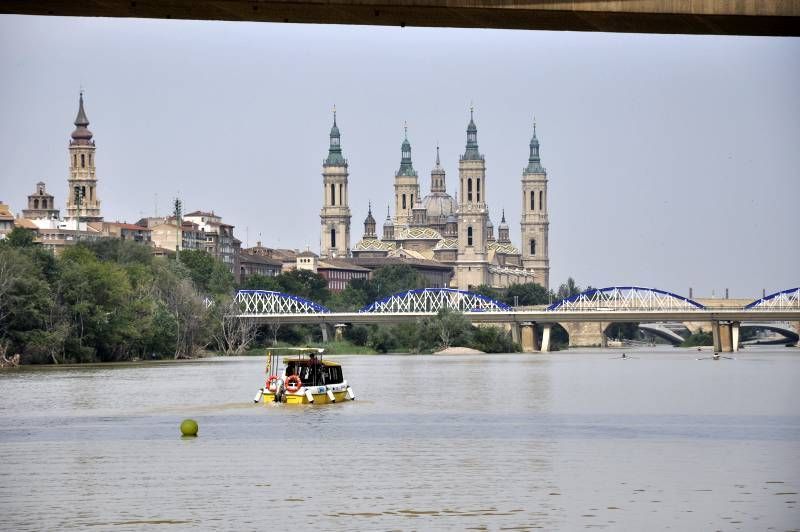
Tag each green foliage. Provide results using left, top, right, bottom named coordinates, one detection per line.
left=240, top=274, right=282, bottom=291
left=471, top=325, right=517, bottom=353
left=276, top=269, right=330, bottom=303
left=681, top=330, right=714, bottom=347
left=177, top=249, right=235, bottom=296
left=0, top=240, right=226, bottom=364
left=505, top=283, right=550, bottom=306
left=2, top=227, right=37, bottom=248
left=606, top=322, right=640, bottom=340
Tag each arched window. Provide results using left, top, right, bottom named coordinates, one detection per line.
left=42, top=199, right=47, bottom=208
left=530, top=191, right=535, bottom=211
left=33, top=199, right=39, bottom=209
left=411, top=194, right=414, bottom=206
left=82, top=186, right=86, bottom=199
left=530, top=239, right=536, bottom=255
left=467, top=226, right=473, bottom=246
left=539, top=191, right=543, bottom=210
left=467, top=178, right=473, bottom=201
left=339, top=183, right=343, bottom=205
left=402, top=194, right=407, bottom=210
left=331, top=228, right=337, bottom=248
left=476, top=179, right=481, bottom=202
left=73, top=154, right=76, bottom=167
left=89, top=154, right=92, bottom=166
left=330, top=183, right=336, bottom=206
left=81, top=154, right=85, bottom=168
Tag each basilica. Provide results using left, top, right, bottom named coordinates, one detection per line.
left=319, top=109, right=550, bottom=290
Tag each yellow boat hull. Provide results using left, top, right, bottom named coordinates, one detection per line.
left=262, top=390, right=349, bottom=405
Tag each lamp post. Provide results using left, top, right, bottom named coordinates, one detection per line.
left=74, top=186, right=85, bottom=242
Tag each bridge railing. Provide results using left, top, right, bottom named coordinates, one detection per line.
left=360, top=288, right=512, bottom=314
left=745, top=288, right=800, bottom=311
left=547, top=286, right=706, bottom=312
left=233, top=290, right=330, bottom=315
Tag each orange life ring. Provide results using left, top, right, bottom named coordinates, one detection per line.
left=285, top=374, right=302, bottom=393
left=266, top=375, right=279, bottom=392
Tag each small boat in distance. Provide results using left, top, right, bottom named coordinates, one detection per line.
left=253, top=348, right=355, bottom=405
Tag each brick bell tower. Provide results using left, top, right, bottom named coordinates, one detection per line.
left=65, top=92, right=102, bottom=222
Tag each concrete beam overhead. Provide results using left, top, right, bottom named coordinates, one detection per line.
left=1, top=1, right=798, bottom=36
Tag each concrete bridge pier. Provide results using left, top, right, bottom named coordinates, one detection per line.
left=320, top=324, right=332, bottom=343
left=540, top=324, right=552, bottom=353
left=561, top=322, right=608, bottom=348
left=334, top=323, right=346, bottom=342
left=510, top=323, right=521, bottom=346
left=712, top=321, right=740, bottom=352
left=520, top=322, right=540, bottom=353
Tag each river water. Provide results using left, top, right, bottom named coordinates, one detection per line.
left=1, top=347, right=798, bottom=531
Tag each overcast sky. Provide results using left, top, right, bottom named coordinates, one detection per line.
left=0, top=15, right=798, bottom=298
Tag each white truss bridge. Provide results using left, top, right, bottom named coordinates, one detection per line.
left=745, top=288, right=800, bottom=311
left=224, top=286, right=800, bottom=328
left=546, top=286, right=705, bottom=312
left=360, top=288, right=512, bottom=314
left=233, top=290, right=330, bottom=315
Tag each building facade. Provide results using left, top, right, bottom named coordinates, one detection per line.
left=22, top=182, right=60, bottom=220
left=319, top=110, right=351, bottom=258
left=349, top=109, right=549, bottom=290
left=65, top=93, right=102, bottom=222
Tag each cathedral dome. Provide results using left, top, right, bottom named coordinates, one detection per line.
left=422, top=192, right=456, bottom=220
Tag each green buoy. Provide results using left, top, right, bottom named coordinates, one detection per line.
left=180, top=419, right=198, bottom=437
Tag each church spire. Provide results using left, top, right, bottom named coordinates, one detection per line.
left=325, top=106, right=345, bottom=166
left=430, top=144, right=446, bottom=193
left=525, top=117, right=545, bottom=173
left=70, top=91, right=93, bottom=145
left=463, top=105, right=481, bottom=160
left=397, top=122, right=416, bottom=176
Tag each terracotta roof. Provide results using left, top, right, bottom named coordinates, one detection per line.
left=239, top=252, right=282, bottom=267
left=184, top=210, right=218, bottom=218
left=297, top=250, right=318, bottom=258
left=106, top=222, right=152, bottom=231
left=13, top=217, right=37, bottom=229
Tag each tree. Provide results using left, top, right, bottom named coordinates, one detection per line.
left=504, top=283, right=550, bottom=306
left=429, top=308, right=472, bottom=350
left=177, top=249, right=235, bottom=296
left=240, top=274, right=282, bottom=291
left=276, top=269, right=330, bottom=303
left=210, top=297, right=258, bottom=355
left=556, top=277, right=583, bottom=300
left=2, top=227, right=37, bottom=248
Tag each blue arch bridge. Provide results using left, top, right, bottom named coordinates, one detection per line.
left=227, top=287, right=800, bottom=353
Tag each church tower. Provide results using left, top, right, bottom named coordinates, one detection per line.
left=320, top=108, right=351, bottom=257
left=65, top=92, right=102, bottom=222
left=455, top=107, right=489, bottom=289
left=520, top=119, right=550, bottom=288
left=393, top=124, right=420, bottom=226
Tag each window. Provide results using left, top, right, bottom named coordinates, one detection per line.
left=339, top=183, right=343, bottom=205
left=467, top=226, right=473, bottom=246
left=331, top=183, right=336, bottom=206
left=539, top=191, right=543, bottom=210
left=331, top=228, right=336, bottom=248
left=476, top=179, right=481, bottom=202
left=81, top=154, right=85, bottom=168
left=530, top=239, right=536, bottom=255
left=89, top=154, right=92, bottom=166
left=73, top=154, right=77, bottom=167
left=467, top=178, right=473, bottom=201
left=33, top=199, right=39, bottom=209
left=530, top=191, right=535, bottom=211
left=411, top=194, right=414, bottom=206
left=42, top=199, right=48, bottom=208
left=402, top=194, right=407, bottom=210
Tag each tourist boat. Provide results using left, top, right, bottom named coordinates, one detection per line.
left=253, top=348, right=355, bottom=405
